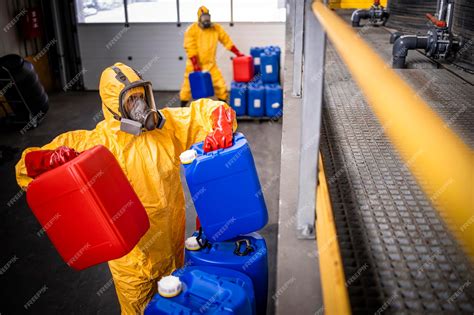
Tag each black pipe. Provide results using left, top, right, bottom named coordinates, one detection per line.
left=389, top=31, right=404, bottom=44
left=351, top=9, right=370, bottom=27
left=392, top=35, right=429, bottom=68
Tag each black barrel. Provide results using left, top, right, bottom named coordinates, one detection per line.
left=386, top=0, right=437, bottom=33
left=0, top=54, right=49, bottom=122
left=452, top=0, right=474, bottom=70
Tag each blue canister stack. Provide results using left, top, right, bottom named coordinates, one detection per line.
left=230, top=46, right=283, bottom=118
left=146, top=133, right=269, bottom=314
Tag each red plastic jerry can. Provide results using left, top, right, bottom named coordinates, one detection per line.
left=26, top=145, right=150, bottom=270
left=233, top=56, right=254, bottom=83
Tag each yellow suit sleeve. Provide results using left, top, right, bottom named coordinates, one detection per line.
left=215, top=24, right=234, bottom=50
left=183, top=24, right=198, bottom=58
left=15, top=130, right=96, bottom=190
left=162, top=98, right=238, bottom=153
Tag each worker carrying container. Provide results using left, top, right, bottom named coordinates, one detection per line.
left=179, top=6, right=245, bottom=107
left=15, top=63, right=239, bottom=314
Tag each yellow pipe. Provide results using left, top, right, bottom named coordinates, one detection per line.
left=312, top=1, right=474, bottom=256
left=316, top=153, right=351, bottom=315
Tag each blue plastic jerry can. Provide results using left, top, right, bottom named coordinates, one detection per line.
left=180, top=133, right=268, bottom=241
left=250, top=47, right=264, bottom=75
left=185, top=231, right=268, bottom=315
left=265, top=46, right=281, bottom=70
left=189, top=71, right=214, bottom=100
left=260, top=51, right=279, bottom=83
left=182, top=266, right=256, bottom=314
left=145, top=266, right=255, bottom=315
left=264, top=83, right=283, bottom=118
left=230, top=81, right=247, bottom=116
left=248, top=83, right=265, bottom=117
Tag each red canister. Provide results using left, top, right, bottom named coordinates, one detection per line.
left=26, top=145, right=149, bottom=270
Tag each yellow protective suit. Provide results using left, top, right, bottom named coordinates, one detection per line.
left=180, top=6, right=234, bottom=102
left=15, top=63, right=237, bottom=314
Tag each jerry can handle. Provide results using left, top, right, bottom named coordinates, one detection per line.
left=196, top=227, right=211, bottom=249
left=234, top=239, right=254, bottom=256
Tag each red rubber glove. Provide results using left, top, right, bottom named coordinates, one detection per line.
left=230, top=46, right=244, bottom=57
left=25, top=146, right=80, bottom=178
left=190, top=55, right=201, bottom=72
left=203, top=105, right=235, bottom=153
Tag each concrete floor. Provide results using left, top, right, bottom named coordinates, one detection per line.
left=0, top=91, right=281, bottom=314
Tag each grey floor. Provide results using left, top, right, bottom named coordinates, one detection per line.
left=0, top=91, right=281, bottom=314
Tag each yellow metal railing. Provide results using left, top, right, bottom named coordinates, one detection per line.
left=316, top=154, right=352, bottom=315
left=312, top=1, right=473, bottom=257
left=328, top=0, right=387, bottom=9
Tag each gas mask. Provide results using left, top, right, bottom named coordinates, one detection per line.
left=126, top=93, right=160, bottom=131
left=199, top=13, right=212, bottom=29
left=105, top=66, right=166, bottom=136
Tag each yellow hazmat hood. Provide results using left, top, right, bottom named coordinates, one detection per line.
left=99, top=62, right=142, bottom=126
left=197, top=5, right=209, bottom=20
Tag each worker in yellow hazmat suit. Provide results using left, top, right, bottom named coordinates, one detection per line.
left=16, top=63, right=237, bottom=314
left=180, top=5, right=244, bottom=106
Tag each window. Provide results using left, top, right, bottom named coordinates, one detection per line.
left=75, top=0, right=285, bottom=24
left=75, top=0, right=126, bottom=23
left=234, top=0, right=286, bottom=22
left=128, top=0, right=178, bottom=23
left=179, top=0, right=231, bottom=22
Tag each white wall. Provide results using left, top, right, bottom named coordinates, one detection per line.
left=77, top=22, right=285, bottom=90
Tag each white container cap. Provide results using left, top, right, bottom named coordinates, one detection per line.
left=180, top=149, right=197, bottom=164
left=185, top=236, right=200, bottom=251
left=158, top=275, right=182, bottom=298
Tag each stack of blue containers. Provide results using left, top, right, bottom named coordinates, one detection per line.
left=146, top=133, right=269, bottom=315
left=230, top=46, right=283, bottom=119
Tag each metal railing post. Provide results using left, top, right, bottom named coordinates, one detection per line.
left=296, top=0, right=326, bottom=239
left=292, top=0, right=304, bottom=97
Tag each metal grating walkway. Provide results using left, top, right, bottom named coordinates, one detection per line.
left=320, top=15, right=474, bottom=314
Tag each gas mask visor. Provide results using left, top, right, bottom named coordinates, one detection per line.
left=118, top=81, right=166, bottom=136
left=199, top=13, right=212, bottom=28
